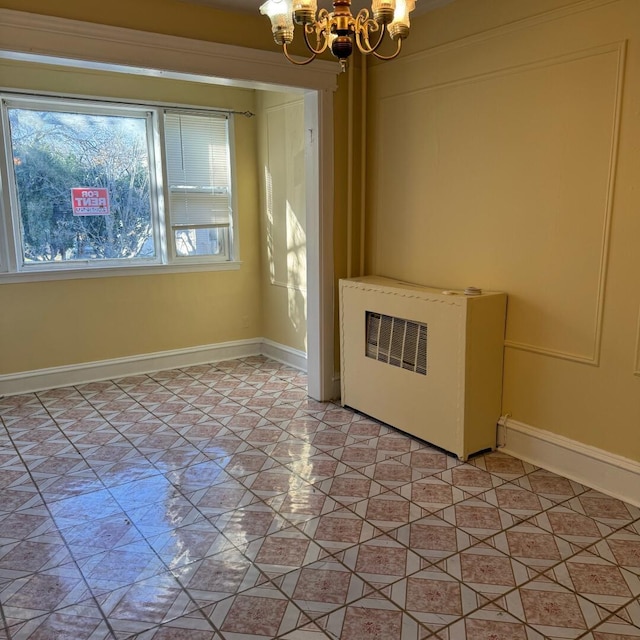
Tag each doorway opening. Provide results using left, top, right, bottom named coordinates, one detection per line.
left=0, top=9, right=337, bottom=400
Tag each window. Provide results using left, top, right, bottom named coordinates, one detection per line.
left=0, top=95, right=237, bottom=277
left=165, top=112, right=233, bottom=260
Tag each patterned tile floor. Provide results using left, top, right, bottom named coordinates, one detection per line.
left=0, top=355, right=639, bottom=639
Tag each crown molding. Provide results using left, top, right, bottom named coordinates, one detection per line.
left=0, top=8, right=339, bottom=92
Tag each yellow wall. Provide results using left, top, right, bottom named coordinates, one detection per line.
left=257, top=91, right=308, bottom=353
left=0, top=59, right=262, bottom=373
left=366, top=0, right=640, bottom=461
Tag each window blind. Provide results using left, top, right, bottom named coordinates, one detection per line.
left=164, top=112, right=232, bottom=227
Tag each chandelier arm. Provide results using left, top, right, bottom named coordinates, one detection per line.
left=354, top=18, right=386, bottom=55
left=303, top=24, right=329, bottom=56
left=282, top=42, right=319, bottom=65
left=371, top=36, right=403, bottom=60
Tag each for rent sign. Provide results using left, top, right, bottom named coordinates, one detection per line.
left=71, top=188, right=110, bottom=216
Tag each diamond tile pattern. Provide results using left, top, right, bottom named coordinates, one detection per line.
left=0, top=355, right=638, bottom=639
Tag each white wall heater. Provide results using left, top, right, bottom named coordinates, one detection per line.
left=339, top=276, right=507, bottom=460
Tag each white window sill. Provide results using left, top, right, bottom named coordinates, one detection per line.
left=0, top=260, right=242, bottom=284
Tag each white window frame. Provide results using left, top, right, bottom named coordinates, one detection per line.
left=0, top=91, right=240, bottom=281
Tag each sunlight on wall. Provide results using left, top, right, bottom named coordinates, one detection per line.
left=287, top=199, right=307, bottom=350
left=258, top=92, right=307, bottom=353
left=264, top=165, right=276, bottom=283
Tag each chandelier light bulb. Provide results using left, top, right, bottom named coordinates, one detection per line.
left=371, top=0, right=397, bottom=24
left=389, top=0, right=415, bottom=39
left=293, top=0, right=318, bottom=24
left=260, top=0, right=295, bottom=45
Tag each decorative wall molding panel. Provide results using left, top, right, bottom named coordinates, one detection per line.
left=373, top=42, right=625, bottom=365
left=502, top=42, right=624, bottom=365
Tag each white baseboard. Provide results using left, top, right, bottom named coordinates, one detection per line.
left=0, top=338, right=307, bottom=397
left=499, top=417, right=640, bottom=509
left=261, top=339, right=307, bottom=372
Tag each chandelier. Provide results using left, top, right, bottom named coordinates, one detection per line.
left=259, top=0, right=416, bottom=71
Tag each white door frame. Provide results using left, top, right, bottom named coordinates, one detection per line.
left=0, top=8, right=338, bottom=401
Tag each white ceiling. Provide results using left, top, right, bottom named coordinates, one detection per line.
left=182, top=0, right=454, bottom=17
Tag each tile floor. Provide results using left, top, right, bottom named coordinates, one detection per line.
left=0, top=355, right=639, bottom=639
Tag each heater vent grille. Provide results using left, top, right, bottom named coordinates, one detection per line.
left=365, top=311, right=428, bottom=375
